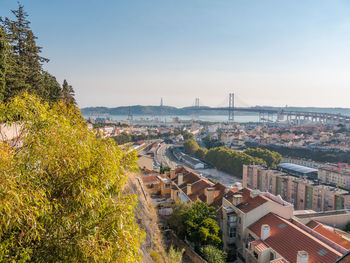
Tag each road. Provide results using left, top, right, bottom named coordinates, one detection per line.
left=154, top=144, right=178, bottom=169
left=155, top=143, right=242, bottom=186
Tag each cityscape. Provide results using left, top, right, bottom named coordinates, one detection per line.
left=1, top=1, right=350, bottom=263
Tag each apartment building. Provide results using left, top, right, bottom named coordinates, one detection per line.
left=220, top=188, right=348, bottom=263
left=318, top=163, right=350, bottom=190
left=243, top=165, right=350, bottom=212
left=220, top=188, right=294, bottom=260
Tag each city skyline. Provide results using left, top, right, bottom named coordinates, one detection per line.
left=2, top=0, right=350, bottom=108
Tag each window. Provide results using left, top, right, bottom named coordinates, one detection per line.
left=238, top=217, right=241, bottom=224
left=165, top=184, right=170, bottom=188
left=229, top=227, right=236, bottom=238
left=228, top=215, right=237, bottom=223
left=270, top=252, right=275, bottom=260
left=254, top=251, right=259, bottom=259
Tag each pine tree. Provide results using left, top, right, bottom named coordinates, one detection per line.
left=62, top=79, right=76, bottom=105
left=0, top=26, right=6, bottom=102
left=0, top=3, right=53, bottom=101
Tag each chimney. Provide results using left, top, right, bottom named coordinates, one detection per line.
left=261, top=224, right=270, bottom=240
left=170, top=170, right=176, bottom=180
left=206, top=188, right=215, bottom=205
left=250, top=190, right=260, bottom=198
left=232, top=194, right=243, bottom=206
left=178, top=174, right=183, bottom=186
left=187, top=184, right=192, bottom=195
left=297, top=251, right=308, bottom=263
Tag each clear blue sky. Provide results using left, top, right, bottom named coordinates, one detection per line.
left=2, top=0, right=350, bottom=108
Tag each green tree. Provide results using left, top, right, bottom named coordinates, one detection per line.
left=0, top=3, right=64, bottom=103
left=183, top=139, right=199, bottom=155
left=200, top=245, right=227, bottom=263
left=62, top=79, right=76, bottom=105
left=195, top=147, right=208, bottom=160
left=113, top=132, right=132, bottom=145
left=169, top=202, right=222, bottom=249
left=244, top=148, right=282, bottom=168
left=0, top=26, right=6, bottom=102
left=0, top=93, right=144, bottom=262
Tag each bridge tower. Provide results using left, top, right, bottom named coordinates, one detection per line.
left=195, top=98, right=200, bottom=108
left=228, top=93, right=234, bottom=121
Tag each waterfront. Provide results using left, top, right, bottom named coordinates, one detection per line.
left=84, top=114, right=261, bottom=123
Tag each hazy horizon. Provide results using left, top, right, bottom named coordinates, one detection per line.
left=2, top=0, right=350, bottom=108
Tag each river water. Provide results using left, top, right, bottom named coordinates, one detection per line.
left=84, top=114, right=261, bottom=123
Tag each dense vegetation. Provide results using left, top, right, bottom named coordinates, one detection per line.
left=184, top=139, right=282, bottom=175
left=246, top=142, right=350, bottom=164
left=0, top=94, right=143, bottom=262
left=0, top=4, right=75, bottom=103
left=0, top=4, right=145, bottom=262
left=168, top=202, right=226, bottom=262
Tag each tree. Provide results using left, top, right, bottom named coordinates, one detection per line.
left=0, top=3, right=64, bottom=103
left=195, top=147, right=208, bottom=160
left=169, top=202, right=222, bottom=250
left=0, top=93, right=144, bottom=262
left=183, top=139, right=199, bottom=155
left=200, top=245, right=227, bottom=263
left=62, top=79, right=76, bottom=105
left=0, top=26, right=6, bottom=102
left=244, top=148, right=282, bottom=168
left=113, top=132, right=132, bottom=145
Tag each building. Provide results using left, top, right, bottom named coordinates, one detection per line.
left=220, top=187, right=348, bottom=262
left=277, top=163, right=318, bottom=180
left=318, top=163, right=350, bottom=190
left=220, top=188, right=294, bottom=260
left=243, top=165, right=350, bottom=212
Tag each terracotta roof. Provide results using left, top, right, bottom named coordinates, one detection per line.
left=141, top=174, right=163, bottom=184
left=306, top=220, right=320, bottom=229
left=270, top=259, right=288, bottom=263
left=307, top=221, right=350, bottom=250
left=248, top=213, right=342, bottom=263
left=250, top=239, right=270, bottom=252
left=236, top=188, right=268, bottom=213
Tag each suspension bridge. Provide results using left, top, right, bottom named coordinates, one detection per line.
left=185, top=93, right=350, bottom=124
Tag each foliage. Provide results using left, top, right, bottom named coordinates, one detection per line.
left=113, top=131, right=132, bottom=145
left=203, top=134, right=224, bottom=149
left=0, top=26, right=6, bottom=102
left=205, top=147, right=266, bottom=175
left=62, top=79, right=76, bottom=105
left=200, top=245, right=227, bottom=263
left=160, top=165, right=171, bottom=174
left=0, top=3, right=73, bottom=103
left=166, top=246, right=184, bottom=263
left=169, top=202, right=222, bottom=249
left=246, top=141, right=350, bottom=165
left=184, top=139, right=199, bottom=155
left=149, top=249, right=162, bottom=263
left=182, top=130, right=194, bottom=140
left=0, top=94, right=143, bottom=262
left=195, top=147, right=208, bottom=160
left=244, top=147, right=282, bottom=168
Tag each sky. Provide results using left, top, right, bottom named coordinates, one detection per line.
left=1, top=0, right=350, bottom=108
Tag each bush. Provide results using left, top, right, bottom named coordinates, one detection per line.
left=200, top=245, right=227, bottom=263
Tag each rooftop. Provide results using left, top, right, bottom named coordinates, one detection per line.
left=278, top=163, right=318, bottom=174
left=248, top=213, right=342, bottom=263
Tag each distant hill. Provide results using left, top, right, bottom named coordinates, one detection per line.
left=81, top=105, right=350, bottom=116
